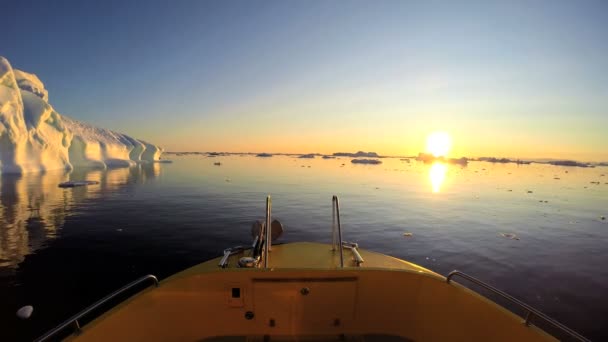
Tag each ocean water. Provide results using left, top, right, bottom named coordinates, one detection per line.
left=1, top=155, right=607, bottom=341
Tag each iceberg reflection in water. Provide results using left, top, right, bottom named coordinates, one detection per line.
left=0, top=163, right=160, bottom=268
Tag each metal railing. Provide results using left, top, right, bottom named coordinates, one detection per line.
left=332, top=195, right=345, bottom=267
left=35, top=274, right=159, bottom=342
left=264, top=195, right=272, bottom=268
left=446, top=271, right=590, bottom=342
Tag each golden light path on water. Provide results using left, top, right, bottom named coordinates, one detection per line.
left=429, top=162, right=447, bottom=193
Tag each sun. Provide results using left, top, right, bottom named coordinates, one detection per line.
left=426, top=132, right=452, bottom=157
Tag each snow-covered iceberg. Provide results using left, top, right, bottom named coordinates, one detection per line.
left=0, top=57, right=162, bottom=174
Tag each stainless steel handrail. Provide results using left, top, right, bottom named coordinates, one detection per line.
left=332, top=195, right=344, bottom=267
left=446, top=271, right=590, bottom=342
left=35, top=274, right=159, bottom=342
left=264, top=195, right=271, bottom=268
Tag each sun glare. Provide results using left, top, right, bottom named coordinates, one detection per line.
left=426, top=132, right=452, bottom=157
left=429, top=162, right=447, bottom=193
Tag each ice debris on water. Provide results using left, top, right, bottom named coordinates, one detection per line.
left=58, top=180, right=100, bottom=188
left=351, top=159, right=382, bottom=165
left=16, top=305, right=33, bottom=319
left=500, top=233, right=520, bottom=240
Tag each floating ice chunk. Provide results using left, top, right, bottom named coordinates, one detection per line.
left=16, top=305, right=33, bottom=319
left=58, top=180, right=100, bottom=188
left=351, top=159, right=382, bottom=165
left=499, top=233, right=520, bottom=240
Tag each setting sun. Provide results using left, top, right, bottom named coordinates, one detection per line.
left=426, top=132, right=452, bottom=157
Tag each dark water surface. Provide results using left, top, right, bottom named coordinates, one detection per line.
left=1, top=155, right=607, bottom=341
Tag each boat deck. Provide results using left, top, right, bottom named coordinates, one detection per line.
left=62, top=242, right=555, bottom=342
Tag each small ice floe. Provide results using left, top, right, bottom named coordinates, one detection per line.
left=213, top=162, right=221, bottom=166
left=16, top=305, right=33, bottom=319
left=500, top=233, right=520, bottom=240
left=351, top=159, right=382, bottom=165
left=403, top=232, right=413, bottom=237
left=58, top=180, right=99, bottom=188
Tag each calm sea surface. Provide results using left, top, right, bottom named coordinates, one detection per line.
left=1, top=155, right=607, bottom=340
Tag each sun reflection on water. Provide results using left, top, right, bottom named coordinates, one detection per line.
left=429, top=162, right=447, bottom=193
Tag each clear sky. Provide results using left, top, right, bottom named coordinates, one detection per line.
left=3, top=0, right=607, bottom=160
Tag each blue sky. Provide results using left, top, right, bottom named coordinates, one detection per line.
left=3, top=0, right=608, bottom=159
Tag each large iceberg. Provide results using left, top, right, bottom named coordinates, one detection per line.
left=0, top=57, right=162, bottom=174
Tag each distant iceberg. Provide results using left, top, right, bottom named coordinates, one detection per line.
left=416, top=153, right=468, bottom=166
left=351, top=159, right=382, bottom=165
left=0, top=57, right=162, bottom=174
left=334, top=151, right=380, bottom=158
left=548, top=160, right=590, bottom=168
